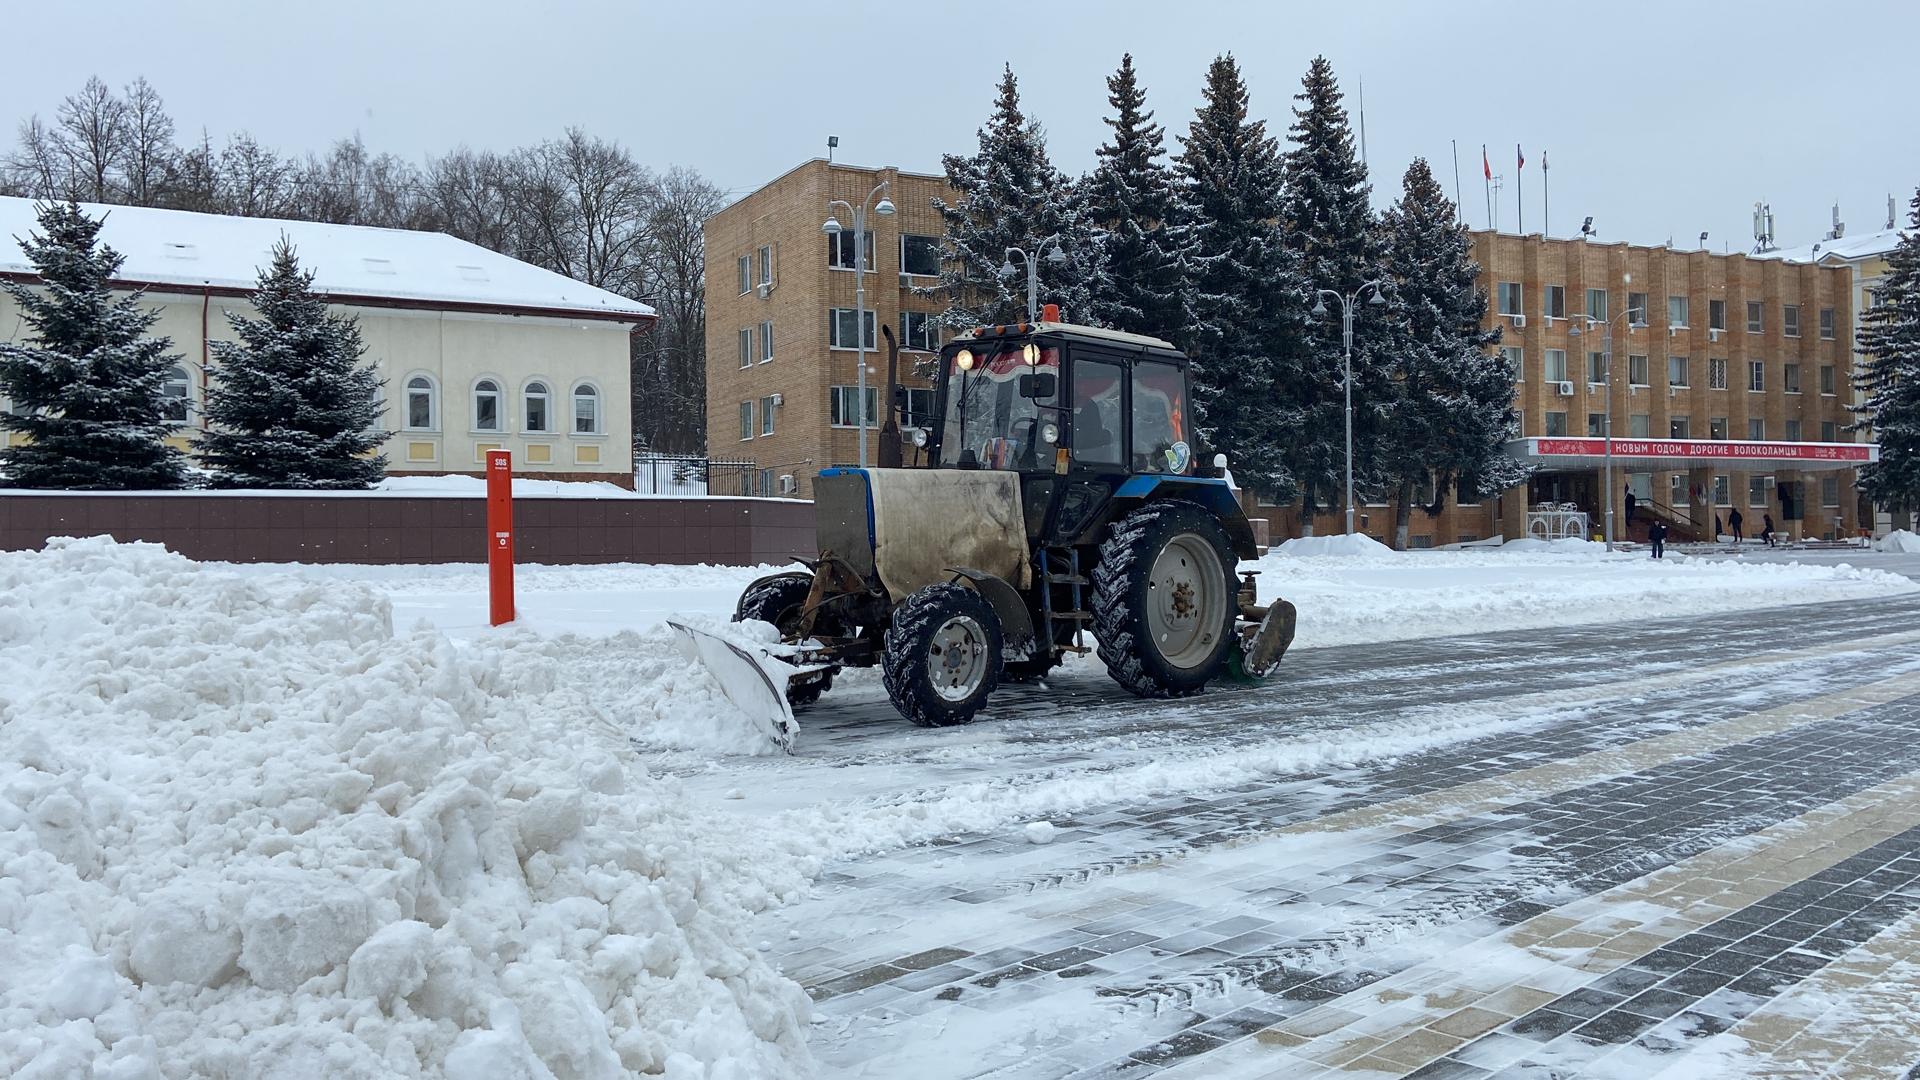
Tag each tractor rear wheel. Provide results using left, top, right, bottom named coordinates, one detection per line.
left=882, top=583, right=1002, bottom=727
left=733, top=573, right=844, bottom=708
left=1092, top=501, right=1237, bottom=698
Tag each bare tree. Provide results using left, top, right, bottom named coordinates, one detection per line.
left=507, top=129, right=652, bottom=295
left=162, top=129, right=223, bottom=213
left=119, top=77, right=175, bottom=205
left=631, top=166, right=725, bottom=453
left=4, top=116, right=66, bottom=198
left=218, top=132, right=294, bottom=217
left=422, top=146, right=517, bottom=250
left=53, top=76, right=128, bottom=202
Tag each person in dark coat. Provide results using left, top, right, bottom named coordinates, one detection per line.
left=1728, top=507, right=1745, bottom=543
left=1715, top=513, right=1724, bottom=539
left=1761, top=513, right=1777, bottom=548
left=1647, top=519, right=1668, bottom=559
left=1625, top=486, right=1637, bottom=526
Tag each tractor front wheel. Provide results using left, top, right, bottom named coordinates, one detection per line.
left=1092, top=501, right=1237, bottom=698
left=882, top=583, right=1003, bottom=727
left=733, top=573, right=844, bottom=708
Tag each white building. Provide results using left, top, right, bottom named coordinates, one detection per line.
left=0, top=197, right=653, bottom=483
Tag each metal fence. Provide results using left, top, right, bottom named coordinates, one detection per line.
left=634, top=454, right=767, bottom=497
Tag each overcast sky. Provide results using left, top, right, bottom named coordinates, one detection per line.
left=6, top=1, right=1915, bottom=250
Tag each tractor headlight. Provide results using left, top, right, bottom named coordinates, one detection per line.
left=1021, top=342, right=1041, bottom=366
left=1040, top=421, right=1059, bottom=444
left=955, top=348, right=976, bottom=372
left=912, top=427, right=929, bottom=447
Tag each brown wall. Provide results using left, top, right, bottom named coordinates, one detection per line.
left=0, top=494, right=816, bottom=566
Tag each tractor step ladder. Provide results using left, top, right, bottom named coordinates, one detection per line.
left=1036, top=546, right=1093, bottom=656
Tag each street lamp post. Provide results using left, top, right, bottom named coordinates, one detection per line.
left=1569, top=305, right=1645, bottom=551
left=822, top=182, right=896, bottom=467
left=999, top=235, right=1069, bottom=324
left=1311, top=281, right=1387, bottom=536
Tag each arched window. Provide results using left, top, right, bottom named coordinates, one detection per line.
left=524, top=380, right=551, bottom=433
left=161, top=365, right=191, bottom=425
left=405, top=375, right=437, bottom=430
left=572, top=382, right=600, bottom=434
left=473, top=378, right=502, bottom=432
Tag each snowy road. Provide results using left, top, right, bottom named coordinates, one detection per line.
left=734, top=589, right=1920, bottom=1078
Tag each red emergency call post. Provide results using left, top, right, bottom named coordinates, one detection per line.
left=486, top=449, right=515, bottom=625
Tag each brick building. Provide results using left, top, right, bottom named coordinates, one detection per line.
left=703, top=160, right=951, bottom=497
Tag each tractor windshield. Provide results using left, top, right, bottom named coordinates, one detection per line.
left=935, top=341, right=1061, bottom=470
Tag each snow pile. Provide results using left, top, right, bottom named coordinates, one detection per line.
left=1498, top=536, right=1610, bottom=554
left=0, top=538, right=809, bottom=1079
left=1274, top=532, right=1394, bottom=558
left=1876, top=529, right=1920, bottom=553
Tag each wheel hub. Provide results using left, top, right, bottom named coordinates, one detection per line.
left=928, top=614, right=989, bottom=702
left=1144, top=533, right=1226, bottom=670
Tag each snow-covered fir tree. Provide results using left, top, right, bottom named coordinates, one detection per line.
left=1173, top=54, right=1310, bottom=501
left=1083, top=54, right=1185, bottom=338
left=1279, top=56, right=1391, bottom=528
left=195, top=238, right=387, bottom=487
left=1377, top=158, right=1526, bottom=548
left=930, top=65, right=1105, bottom=330
left=0, top=201, right=186, bottom=489
left=1853, top=187, right=1920, bottom=530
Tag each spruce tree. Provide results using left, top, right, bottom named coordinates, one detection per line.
left=930, top=65, right=1104, bottom=329
left=1280, top=56, right=1390, bottom=528
left=1853, top=187, right=1920, bottom=530
left=195, top=238, right=387, bottom=487
left=1377, top=158, right=1526, bottom=548
left=0, top=201, right=186, bottom=488
left=1084, top=54, right=1185, bottom=337
left=1173, top=55, right=1310, bottom=501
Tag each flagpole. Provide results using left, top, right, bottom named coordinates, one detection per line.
left=1482, top=144, right=1492, bottom=231
left=1516, top=144, right=1525, bottom=235
left=1452, top=140, right=1463, bottom=226
left=1543, top=150, right=1550, bottom=237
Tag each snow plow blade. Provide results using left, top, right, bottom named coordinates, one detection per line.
left=667, top=620, right=797, bottom=752
left=1229, top=598, right=1298, bottom=682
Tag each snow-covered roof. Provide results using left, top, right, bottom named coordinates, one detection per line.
left=0, top=196, right=653, bottom=323
left=1753, top=226, right=1906, bottom=265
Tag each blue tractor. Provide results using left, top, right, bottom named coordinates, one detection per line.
left=678, top=317, right=1295, bottom=741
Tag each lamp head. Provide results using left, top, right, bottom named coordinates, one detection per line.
left=1310, top=298, right=1329, bottom=317
left=998, top=259, right=1018, bottom=279
left=875, top=198, right=896, bottom=217
left=821, top=216, right=843, bottom=236
left=1568, top=319, right=1582, bottom=336
left=1367, top=287, right=1386, bottom=306
left=1045, top=246, right=1068, bottom=265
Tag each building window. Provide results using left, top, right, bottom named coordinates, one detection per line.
left=1819, top=307, right=1836, bottom=339
left=1587, top=351, right=1607, bottom=384
left=572, top=383, right=600, bottom=434
left=1783, top=363, right=1800, bottom=394
left=1585, top=288, right=1608, bottom=322
left=1710, top=417, right=1728, bottom=440
left=1822, top=476, right=1840, bottom=507
left=1783, top=304, right=1800, bottom=337
left=1748, top=418, right=1765, bottom=440
left=901, top=234, right=941, bottom=277
left=1713, top=475, right=1730, bottom=506
left=1750, top=475, right=1771, bottom=507
left=827, top=229, right=874, bottom=271
left=1497, top=282, right=1522, bottom=316
left=759, top=320, right=774, bottom=363
left=1747, top=360, right=1765, bottom=392
left=1628, top=292, right=1650, bottom=325
left=1786, top=419, right=1802, bottom=441
left=1501, top=346, right=1524, bottom=383
left=760, top=394, right=776, bottom=436
left=523, top=380, right=550, bottom=432
left=1544, top=349, right=1568, bottom=383
left=161, top=365, right=191, bottom=425
left=1543, top=285, right=1566, bottom=319
left=405, top=375, right=437, bottom=430
left=1821, top=420, right=1837, bottom=442
left=1587, top=412, right=1607, bottom=436
left=901, top=387, right=936, bottom=427
left=473, top=378, right=503, bottom=432
left=830, top=385, right=880, bottom=428
left=901, top=310, right=939, bottom=352
left=1670, top=416, right=1691, bottom=438
left=738, top=328, right=752, bottom=369
left=1628, top=355, right=1649, bottom=386
left=829, top=307, right=877, bottom=350
left=737, top=255, right=750, bottom=295
left=1709, top=358, right=1728, bottom=390
left=1709, top=299, right=1727, bottom=332
left=1667, top=295, right=1689, bottom=328
left=1629, top=413, right=1651, bottom=437
left=758, top=245, right=772, bottom=287
left=1820, top=364, right=1836, bottom=395
left=739, top=400, right=753, bottom=440
left=1668, top=356, right=1689, bottom=387
left=1544, top=411, right=1568, bottom=436
left=1746, top=301, right=1763, bottom=333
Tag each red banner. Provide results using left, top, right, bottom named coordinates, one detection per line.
left=1532, top=438, right=1872, bottom=462
left=486, top=450, right=515, bottom=626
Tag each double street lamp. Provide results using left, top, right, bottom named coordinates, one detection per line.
left=1568, top=305, right=1645, bottom=551
left=1311, top=281, right=1387, bottom=536
left=999, top=235, right=1068, bottom=324
left=822, top=182, right=895, bottom=467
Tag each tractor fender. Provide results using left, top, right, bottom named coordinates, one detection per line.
left=1113, top=475, right=1260, bottom=561
left=943, top=567, right=1037, bottom=662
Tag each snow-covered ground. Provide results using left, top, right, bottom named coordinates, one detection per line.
left=4, top=536, right=1917, bottom=1079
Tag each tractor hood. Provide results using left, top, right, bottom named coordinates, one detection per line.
left=816, top=468, right=1031, bottom=602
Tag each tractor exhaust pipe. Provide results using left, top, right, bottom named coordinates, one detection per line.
left=878, top=324, right=903, bottom=469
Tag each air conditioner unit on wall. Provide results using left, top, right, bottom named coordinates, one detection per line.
left=899, top=273, right=914, bottom=288
left=1508, top=314, right=1527, bottom=328
left=778, top=474, right=797, bottom=494
left=1557, top=381, right=1576, bottom=396
left=756, top=283, right=771, bottom=299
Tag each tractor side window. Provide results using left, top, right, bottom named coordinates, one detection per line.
left=1131, top=361, right=1189, bottom=473
left=1071, top=358, right=1126, bottom=470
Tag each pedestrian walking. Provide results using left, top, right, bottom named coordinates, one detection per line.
left=1715, top=513, right=1723, bottom=539
left=1648, top=520, right=1668, bottom=559
left=1729, top=507, right=1745, bottom=544
left=1762, top=513, right=1777, bottom=548
left=1625, top=486, right=1638, bottom=527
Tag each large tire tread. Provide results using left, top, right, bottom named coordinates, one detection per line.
left=882, top=583, right=1002, bottom=727
left=1092, top=501, right=1236, bottom=699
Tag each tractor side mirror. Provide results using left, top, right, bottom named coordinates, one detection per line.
left=1018, top=372, right=1057, bottom=400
